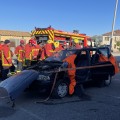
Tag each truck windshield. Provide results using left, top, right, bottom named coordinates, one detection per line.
left=45, top=50, right=77, bottom=62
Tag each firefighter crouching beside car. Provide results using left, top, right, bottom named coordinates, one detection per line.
left=63, top=54, right=77, bottom=95
left=15, top=40, right=25, bottom=72
left=31, top=39, right=42, bottom=65
left=0, top=40, right=14, bottom=80
left=99, top=53, right=119, bottom=74
left=63, top=53, right=91, bottom=100
left=40, top=40, right=55, bottom=60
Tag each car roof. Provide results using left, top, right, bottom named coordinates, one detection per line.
left=63, top=47, right=109, bottom=52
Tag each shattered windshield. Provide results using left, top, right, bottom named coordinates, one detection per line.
left=45, top=50, right=77, bottom=62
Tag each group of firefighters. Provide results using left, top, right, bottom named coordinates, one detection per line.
left=0, top=38, right=81, bottom=78
left=0, top=38, right=68, bottom=80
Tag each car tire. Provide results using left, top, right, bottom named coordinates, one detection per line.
left=52, top=80, right=68, bottom=98
left=104, top=75, right=112, bottom=86
left=97, top=75, right=112, bottom=87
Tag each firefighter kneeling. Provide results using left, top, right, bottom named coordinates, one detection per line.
left=63, top=53, right=91, bottom=100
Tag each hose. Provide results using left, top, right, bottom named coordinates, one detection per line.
left=35, top=72, right=58, bottom=103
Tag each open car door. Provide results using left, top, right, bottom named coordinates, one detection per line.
left=91, top=47, right=115, bottom=81
left=75, top=50, right=91, bottom=83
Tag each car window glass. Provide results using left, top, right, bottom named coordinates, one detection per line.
left=99, top=48, right=108, bottom=57
left=45, top=50, right=77, bottom=61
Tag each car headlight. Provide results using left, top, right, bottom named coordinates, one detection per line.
left=37, top=75, right=50, bottom=81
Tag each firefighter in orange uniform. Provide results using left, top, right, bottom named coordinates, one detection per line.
left=15, top=40, right=25, bottom=72
left=63, top=53, right=91, bottom=100
left=40, top=40, right=54, bottom=60
left=74, top=39, right=81, bottom=49
left=63, top=54, right=77, bottom=95
left=31, top=39, right=41, bottom=65
left=1, top=40, right=13, bottom=80
left=24, top=39, right=33, bottom=68
left=0, top=41, right=4, bottom=72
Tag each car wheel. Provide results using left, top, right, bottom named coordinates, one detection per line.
left=52, top=80, right=68, bottom=98
left=104, top=75, right=112, bottom=86
left=97, top=75, right=112, bottom=87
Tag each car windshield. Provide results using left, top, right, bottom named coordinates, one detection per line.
left=45, top=50, right=77, bottom=62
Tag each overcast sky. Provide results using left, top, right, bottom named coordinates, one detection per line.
left=0, top=0, right=120, bottom=36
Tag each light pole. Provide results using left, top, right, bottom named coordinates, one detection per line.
left=110, top=0, right=119, bottom=52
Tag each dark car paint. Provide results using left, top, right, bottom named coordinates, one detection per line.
left=29, top=47, right=115, bottom=90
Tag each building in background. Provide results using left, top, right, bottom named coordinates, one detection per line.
left=0, top=30, right=31, bottom=52
left=102, top=30, right=120, bottom=52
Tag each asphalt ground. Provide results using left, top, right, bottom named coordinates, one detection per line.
left=0, top=75, right=120, bottom=120
left=0, top=54, right=120, bottom=120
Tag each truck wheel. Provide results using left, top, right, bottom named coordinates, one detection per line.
left=52, top=80, right=68, bottom=98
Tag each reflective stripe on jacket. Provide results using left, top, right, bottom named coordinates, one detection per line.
left=15, top=45, right=25, bottom=62
left=32, top=45, right=41, bottom=61
left=25, top=43, right=32, bottom=60
left=1, top=44, right=12, bottom=67
left=40, top=43, right=54, bottom=60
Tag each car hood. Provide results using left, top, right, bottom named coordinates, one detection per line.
left=28, top=61, right=63, bottom=72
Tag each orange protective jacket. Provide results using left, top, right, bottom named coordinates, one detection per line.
left=15, top=45, right=25, bottom=62
left=63, top=54, right=77, bottom=76
left=99, top=54, right=119, bottom=74
left=63, top=54, right=77, bottom=75
left=75, top=43, right=81, bottom=49
left=25, top=43, right=32, bottom=60
left=0, top=44, right=3, bottom=60
left=45, top=43, right=54, bottom=57
left=40, top=43, right=54, bottom=60
left=31, top=45, right=41, bottom=61
left=1, top=44, right=13, bottom=67
left=54, top=46, right=64, bottom=52
left=63, top=54, right=77, bottom=95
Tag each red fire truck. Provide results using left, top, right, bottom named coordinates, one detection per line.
left=31, top=26, right=92, bottom=47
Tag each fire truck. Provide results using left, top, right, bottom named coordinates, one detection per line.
left=31, top=26, right=92, bottom=47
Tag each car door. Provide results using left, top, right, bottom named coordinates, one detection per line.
left=91, top=47, right=114, bottom=80
left=75, top=50, right=91, bottom=83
